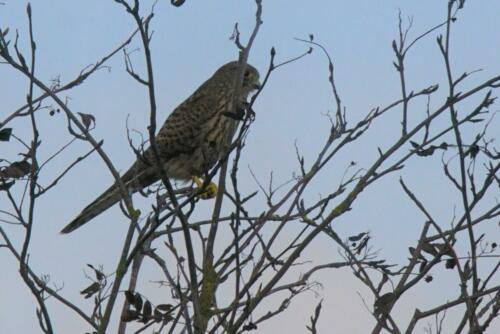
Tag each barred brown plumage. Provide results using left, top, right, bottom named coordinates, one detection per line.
left=61, top=61, right=260, bottom=234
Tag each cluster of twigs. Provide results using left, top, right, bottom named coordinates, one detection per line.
left=0, top=0, right=498, bottom=333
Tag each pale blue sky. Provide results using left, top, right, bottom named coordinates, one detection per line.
left=1, top=1, right=499, bottom=333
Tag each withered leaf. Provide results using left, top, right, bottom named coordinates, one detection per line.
left=133, top=294, right=143, bottom=311
left=464, top=260, right=472, bottom=280
left=416, top=146, right=436, bottom=157
left=0, top=128, right=12, bottom=142
left=0, top=180, right=15, bottom=191
left=410, top=141, right=420, bottom=149
left=445, top=258, right=456, bottom=269
left=313, top=300, right=322, bottom=319
left=411, top=142, right=448, bottom=157
left=142, top=300, right=152, bottom=323
left=348, top=232, right=367, bottom=242
left=155, top=304, right=173, bottom=312
left=124, top=290, right=136, bottom=305
left=434, top=243, right=454, bottom=257
left=154, top=308, right=163, bottom=322
left=242, top=322, right=258, bottom=331
left=121, top=308, right=139, bottom=322
left=87, top=264, right=104, bottom=281
left=0, top=161, right=31, bottom=178
left=162, top=313, right=174, bottom=326
left=354, top=236, right=369, bottom=255
left=421, top=242, right=438, bottom=256
left=467, top=144, right=480, bottom=159
left=80, top=282, right=100, bottom=299
left=374, top=292, right=396, bottom=316
left=78, top=112, right=95, bottom=130
left=419, top=260, right=427, bottom=273
left=170, top=0, right=186, bottom=7
left=408, top=247, right=417, bottom=257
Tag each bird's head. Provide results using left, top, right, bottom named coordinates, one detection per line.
left=216, top=61, right=261, bottom=95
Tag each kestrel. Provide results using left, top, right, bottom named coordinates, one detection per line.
left=61, top=61, right=260, bottom=234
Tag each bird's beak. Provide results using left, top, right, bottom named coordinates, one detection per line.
left=253, top=81, right=261, bottom=90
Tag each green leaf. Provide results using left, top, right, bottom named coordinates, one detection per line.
left=129, top=208, right=141, bottom=219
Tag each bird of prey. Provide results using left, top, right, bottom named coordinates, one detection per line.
left=61, top=61, right=260, bottom=234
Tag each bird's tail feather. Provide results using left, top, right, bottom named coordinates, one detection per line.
left=61, top=162, right=159, bottom=234
left=60, top=185, right=122, bottom=234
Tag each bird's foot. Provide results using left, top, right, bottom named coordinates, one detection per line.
left=192, top=176, right=218, bottom=199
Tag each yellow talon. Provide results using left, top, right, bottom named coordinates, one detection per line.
left=192, top=176, right=218, bottom=199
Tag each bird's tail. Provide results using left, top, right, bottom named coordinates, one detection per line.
left=60, top=185, right=122, bottom=234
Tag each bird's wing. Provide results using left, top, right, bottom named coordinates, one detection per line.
left=147, top=87, right=220, bottom=161
left=117, top=87, right=215, bottom=185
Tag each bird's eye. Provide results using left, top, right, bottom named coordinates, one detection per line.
left=244, top=70, right=251, bottom=78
